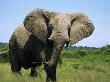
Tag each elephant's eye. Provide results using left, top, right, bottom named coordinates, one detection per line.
left=51, top=26, right=54, bottom=30
left=67, top=25, right=71, bottom=30
left=68, top=27, right=71, bottom=31
left=68, top=25, right=71, bottom=28
left=49, top=23, right=54, bottom=30
left=49, top=23, right=52, bottom=27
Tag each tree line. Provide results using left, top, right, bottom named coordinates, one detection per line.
left=0, top=42, right=110, bottom=63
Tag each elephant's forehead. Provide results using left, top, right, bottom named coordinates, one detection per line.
left=55, top=14, right=70, bottom=25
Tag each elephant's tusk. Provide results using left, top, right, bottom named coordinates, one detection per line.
left=48, top=38, right=52, bottom=40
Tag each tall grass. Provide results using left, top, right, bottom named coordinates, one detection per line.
left=0, top=58, right=110, bottom=82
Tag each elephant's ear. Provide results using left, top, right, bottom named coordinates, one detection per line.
left=69, top=13, right=95, bottom=45
left=23, top=8, right=50, bottom=41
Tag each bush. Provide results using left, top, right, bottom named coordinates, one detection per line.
left=0, top=50, right=9, bottom=63
left=0, top=44, right=8, bottom=52
left=82, top=55, right=110, bottom=62
left=61, top=49, right=89, bottom=59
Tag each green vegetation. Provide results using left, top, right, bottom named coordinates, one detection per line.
left=0, top=43, right=110, bottom=82
left=0, top=43, right=9, bottom=63
left=0, top=59, right=110, bottom=82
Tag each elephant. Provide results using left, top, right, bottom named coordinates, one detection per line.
left=9, top=8, right=94, bottom=82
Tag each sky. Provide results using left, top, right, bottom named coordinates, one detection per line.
left=0, top=0, right=110, bottom=47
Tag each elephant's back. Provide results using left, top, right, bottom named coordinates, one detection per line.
left=13, top=25, right=32, bottom=48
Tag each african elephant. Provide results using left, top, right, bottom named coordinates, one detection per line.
left=9, top=8, right=94, bottom=82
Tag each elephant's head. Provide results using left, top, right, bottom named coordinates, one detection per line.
left=23, top=9, right=94, bottom=47
left=48, top=13, right=71, bottom=46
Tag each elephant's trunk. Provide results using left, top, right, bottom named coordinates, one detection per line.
left=48, top=45, right=63, bottom=67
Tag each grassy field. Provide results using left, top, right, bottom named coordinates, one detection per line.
left=0, top=58, right=110, bottom=82
left=0, top=44, right=110, bottom=82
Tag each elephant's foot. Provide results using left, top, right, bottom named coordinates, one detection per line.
left=30, top=72, right=38, bottom=77
left=11, top=66, right=21, bottom=76
left=12, top=71, right=21, bottom=76
left=30, top=67, right=38, bottom=77
left=46, top=79, right=56, bottom=82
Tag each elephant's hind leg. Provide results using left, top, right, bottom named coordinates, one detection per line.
left=10, top=57, right=21, bottom=76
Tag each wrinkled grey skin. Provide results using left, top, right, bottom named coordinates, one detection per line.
left=9, top=8, right=94, bottom=82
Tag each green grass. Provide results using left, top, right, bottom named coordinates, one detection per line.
left=0, top=58, right=110, bottom=82
left=0, top=63, right=46, bottom=82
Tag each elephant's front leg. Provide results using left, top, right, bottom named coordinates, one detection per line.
left=45, top=64, right=57, bottom=82
left=45, top=46, right=62, bottom=82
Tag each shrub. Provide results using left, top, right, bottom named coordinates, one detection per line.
left=0, top=50, right=9, bottom=63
